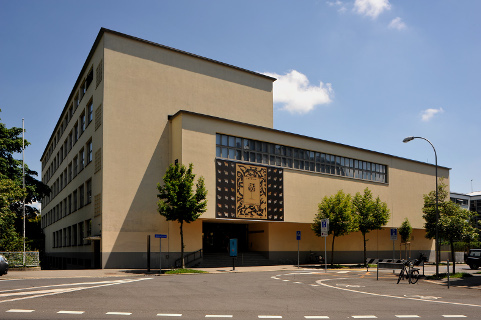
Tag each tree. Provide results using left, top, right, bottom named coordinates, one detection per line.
left=157, top=163, right=207, bottom=269
left=312, top=190, right=357, bottom=265
left=352, top=188, right=390, bottom=266
left=0, top=111, right=49, bottom=252
left=398, top=218, right=413, bottom=259
left=422, top=180, right=479, bottom=273
left=0, top=176, right=26, bottom=251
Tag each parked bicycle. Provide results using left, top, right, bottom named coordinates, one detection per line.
left=397, top=259, right=420, bottom=284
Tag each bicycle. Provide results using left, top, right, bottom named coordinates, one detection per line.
left=397, top=259, right=420, bottom=284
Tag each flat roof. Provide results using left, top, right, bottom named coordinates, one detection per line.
left=41, top=28, right=276, bottom=160
left=169, top=110, right=451, bottom=170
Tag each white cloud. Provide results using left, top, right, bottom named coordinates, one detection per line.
left=263, top=70, right=333, bottom=114
left=327, top=0, right=347, bottom=13
left=389, top=17, right=407, bottom=30
left=354, top=0, right=391, bottom=19
left=421, top=108, right=444, bottom=122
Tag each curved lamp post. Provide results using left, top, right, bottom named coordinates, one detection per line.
left=403, top=136, right=439, bottom=276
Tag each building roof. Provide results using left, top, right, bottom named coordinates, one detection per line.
left=41, top=28, right=276, bottom=160
left=169, top=110, right=451, bottom=170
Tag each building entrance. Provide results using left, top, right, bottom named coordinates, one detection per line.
left=203, top=222, right=248, bottom=253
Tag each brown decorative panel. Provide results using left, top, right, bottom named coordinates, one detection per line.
left=216, top=160, right=284, bottom=221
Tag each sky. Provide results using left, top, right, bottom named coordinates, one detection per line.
left=1, top=0, right=480, bottom=198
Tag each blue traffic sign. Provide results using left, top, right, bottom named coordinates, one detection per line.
left=155, top=234, right=167, bottom=239
left=296, top=231, right=301, bottom=241
left=230, top=239, right=238, bottom=257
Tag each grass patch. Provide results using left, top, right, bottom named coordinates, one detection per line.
left=164, top=269, right=207, bottom=274
left=426, top=272, right=473, bottom=280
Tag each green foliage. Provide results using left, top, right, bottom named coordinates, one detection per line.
left=164, top=268, right=207, bottom=274
left=353, top=188, right=390, bottom=265
left=157, top=163, right=207, bottom=268
left=312, top=190, right=356, bottom=265
left=422, top=179, right=479, bottom=273
left=0, top=111, right=50, bottom=252
left=399, top=218, right=413, bottom=243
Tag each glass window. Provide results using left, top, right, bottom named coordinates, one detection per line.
left=236, top=150, right=242, bottom=160
left=216, top=146, right=221, bottom=157
left=221, top=135, right=228, bottom=146
left=216, top=134, right=221, bottom=145
left=228, top=148, right=235, bottom=159
left=236, top=137, right=242, bottom=148
left=256, top=153, right=262, bottom=163
left=228, top=136, right=235, bottom=147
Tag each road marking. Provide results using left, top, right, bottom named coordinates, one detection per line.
left=58, top=311, right=85, bottom=314
left=6, top=309, right=34, bottom=312
left=205, top=315, right=233, bottom=318
left=395, top=316, right=420, bottom=318
left=0, top=278, right=152, bottom=304
left=310, top=284, right=320, bottom=287
left=282, top=280, right=290, bottom=282
left=317, top=278, right=481, bottom=308
left=106, top=312, right=132, bottom=315
left=157, top=314, right=182, bottom=317
left=442, top=316, right=467, bottom=318
left=304, top=316, right=330, bottom=319
left=337, top=271, right=350, bottom=273
left=294, top=282, right=303, bottom=284
left=404, top=295, right=441, bottom=300
left=258, top=316, right=282, bottom=319
left=352, top=316, right=377, bottom=319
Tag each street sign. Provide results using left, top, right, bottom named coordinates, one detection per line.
left=296, top=231, right=301, bottom=241
left=155, top=234, right=167, bottom=239
left=321, top=219, right=329, bottom=237
left=230, top=238, right=238, bottom=257
left=390, top=228, right=397, bottom=241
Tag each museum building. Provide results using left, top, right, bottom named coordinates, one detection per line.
left=40, top=28, right=449, bottom=269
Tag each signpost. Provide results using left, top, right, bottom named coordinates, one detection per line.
left=321, top=219, right=329, bottom=272
left=296, top=231, right=301, bottom=268
left=230, top=238, right=237, bottom=271
left=390, top=228, right=397, bottom=261
left=155, top=234, right=167, bottom=273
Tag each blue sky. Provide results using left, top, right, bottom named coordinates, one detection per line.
left=1, top=0, right=480, bottom=196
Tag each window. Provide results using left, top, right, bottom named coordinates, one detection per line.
left=87, top=140, right=93, bottom=164
left=215, top=133, right=388, bottom=183
left=87, top=100, right=93, bottom=124
left=68, top=162, right=72, bottom=182
left=86, top=179, right=92, bottom=204
left=79, top=185, right=84, bottom=208
left=72, top=190, right=78, bottom=212
left=74, top=122, right=79, bottom=143
left=73, top=156, right=78, bottom=177
left=79, top=148, right=84, bottom=171
left=79, top=222, right=84, bottom=246
left=80, top=112, right=86, bottom=135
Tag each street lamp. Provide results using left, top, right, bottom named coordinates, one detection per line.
left=403, top=136, right=439, bottom=276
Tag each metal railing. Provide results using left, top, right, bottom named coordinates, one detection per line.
left=174, top=249, right=203, bottom=268
left=0, top=251, right=40, bottom=267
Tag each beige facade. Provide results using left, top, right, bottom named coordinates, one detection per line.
left=41, top=28, right=449, bottom=269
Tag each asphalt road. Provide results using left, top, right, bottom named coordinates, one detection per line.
left=0, top=268, right=480, bottom=319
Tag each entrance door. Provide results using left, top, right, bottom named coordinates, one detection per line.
left=203, top=223, right=248, bottom=253
left=93, top=240, right=101, bottom=269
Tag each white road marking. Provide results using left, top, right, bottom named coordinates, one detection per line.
left=282, top=280, right=290, bottom=282
left=337, top=271, right=350, bottom=273
left=157, top=314, right=182, bottom=317
left=395, top=316, right=420, bottom=318
left=304, top=316, right=330, bottom=319
left=106, top=312, right=132, bottom=315
left=258, top=316, right=282, bottom=319
left=442, top=316, right=467, bottom=318
left=317, top=278, right=481, bottom=308
left=205, top=315, right=233, bottom=318
left=352, top=316, right=377, bottom=319
left=58, top=311, right=85, bottom=314
left=6, top=309, right=34, bottom=312
left=294, top=282, right=303, bottom=284
left=0, top=278, right=152, bottom=304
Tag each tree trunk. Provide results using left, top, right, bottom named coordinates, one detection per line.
left=331, top=235, right=335, bottom=266
left=363, top=232, right=367, bottom=267
left=450, top=239, right=455, bottom=274
left=180, top=221, right=185, bottom=269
